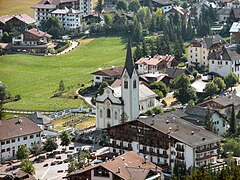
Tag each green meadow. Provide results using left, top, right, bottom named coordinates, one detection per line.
left=0, top=37, right=126, bottom=110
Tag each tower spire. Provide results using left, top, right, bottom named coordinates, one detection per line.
left=124, top=34, right=135, bottom=78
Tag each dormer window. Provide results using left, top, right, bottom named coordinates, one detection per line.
left=124, top=81, right=128, bottom=89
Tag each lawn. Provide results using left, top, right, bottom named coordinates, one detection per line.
left=0, top=0, right=98, bottom=17
left=0, top=37, right=126, bottom=110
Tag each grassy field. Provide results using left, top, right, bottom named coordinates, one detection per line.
left=0, top=37, right=126, bottom=110
left=0, top=0, right=98, bottom=17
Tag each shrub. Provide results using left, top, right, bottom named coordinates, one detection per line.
left=161, top=99, right=167, bottom=107
left=146, top=109, right=153, bottom=116
left=152, top=106, right=163, bottom=114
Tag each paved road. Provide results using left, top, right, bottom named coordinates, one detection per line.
left=57, top=41, right=79, bottom=55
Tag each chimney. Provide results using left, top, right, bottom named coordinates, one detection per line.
left=117, top=167, right=121, bottom=173
left=166, top=120, right=169, bottom=124
left=191, top=131, right=194, bottom=135
left=151, top=119, right=155, bottom=125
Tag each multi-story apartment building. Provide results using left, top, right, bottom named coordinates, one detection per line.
left=107, top=112, right=223, bottom=173
left=188, top=35, right=226, bottom=68
left=33, top=0, right=93, bottom=28
left=0, top=117, right=42, bottom=163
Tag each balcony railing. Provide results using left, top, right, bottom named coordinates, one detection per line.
left=176, top=155, right=185, bottom=160
left=176, top=147, right=184, bottom=152
left=196, top=154, right=217, bottom=161
left=195, top=146, right=218, bottom=153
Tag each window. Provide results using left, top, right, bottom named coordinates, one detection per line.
left=212, top=61, right=214, bottom=64
left=107, top=109, right=111, bottom=118
left=96, top=76, right=100, bottom=79
left=226, top=61, right=228, bottom=65
left=133, top=80, right=137, bottom=89
left=7, top=148, right=10, bottom=152
left=36, top=134, right=40, bottom=138
left=124, top=81, right=128, bottom=89
left=11, top=139, right=15, bottom=143
left=1, top=141, right=5, bottom=145
left=100, top=109, right=103, bottom=118
left=24, top=136, right=27, bottom=140
left=1, top=149, right=5, bottom=153
left=114, top=111, right=117, bottom=120
left=6, top=140, right=10, bottom=144
left=30, top=135, right=34, bottom=139
left=18, top=138, right=20, bottom=141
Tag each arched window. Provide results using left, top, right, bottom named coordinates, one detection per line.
left=114, top=111, right=118, bottom=120
left=100, top=109, right=103, bottom=118
left=133, top=80, right=137, bottom=89
left=124, top=81, right=128, bottom=89
left=107, top=109, right=111, bottom=118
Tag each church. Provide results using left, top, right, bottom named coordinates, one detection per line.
left=96, top=38, right=160, bottom=129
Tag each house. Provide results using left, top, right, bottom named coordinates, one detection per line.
left=0, top=117, right=42, bottom=163
left=217, top=7, right=231, bottom=22
left=151, top=0, right=173, bottom=13
left=51, top=7, right=81, bottom=31
left=10, top=28, right=53, bottom=54
left=172, top=106, right=229, bottom=134
left=136, top=54, right=177, bottom=75
left=198, top=93, right=240, bottom=119
left=33, top=0, right=93, bottom=27
left=165, top=6, right=189, bottom=23
left=0, top=14, right=35, bottom=33
left=187, top=35, right=226, bottom=68
left=229, top=8, right=240, bottom=22
left=107, top=112, right=224, bottom=173
left=0, top=170, right=36, bottom=180
left=91, top=66, right=124, bottom=86
left=165, top=67, right=190, bottom=79
left=189, top=3, right=202, bottom=20
left=96, top=38, right=160, bottom=129
left=66, top=151, right=163, bottom=180
left=208, top=46, right=240, bottom=78
left=28, top=112, right=53, bottom=130
left=230, top=22, right=240, bottom=44
left=139, top=73, right=171, bottom=87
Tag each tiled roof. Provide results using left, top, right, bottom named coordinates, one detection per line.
left=28, top=112, right=52, bottom=125
left=92, top=66, right=124, bottom=77
left=138, top=112, right=224, bottom=147
left=165, top=67, right=190, bottom=79
left=208, top=46, right=240, bottom=61
left=217, top=8, right=231, bottom=16
left=0, top=14, right=35, bottom=24
left=68, top=151, right=162, bottom=180
left=191, top=35, right=226, bottom=49
left=0, top=117, right=42, bottom=141
left=136, top=54, right=175, bottom=66
left=26, top=28, right=52, bottom=38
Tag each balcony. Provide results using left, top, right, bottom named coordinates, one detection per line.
left=176, top=155, right=185, bottom=160
left=176, top=147, right=184, bottom=152
left=196, top=154, right=217, bottom=161
left=195, top=146, right=218, bottom=153
left=160, top=154, right=168, bottom=158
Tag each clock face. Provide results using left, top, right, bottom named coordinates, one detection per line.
left=105, top=100, right=111, bottom=107
left=123, top=72, right=128, bottom=79
left=106, top=89, right=110, bottom=94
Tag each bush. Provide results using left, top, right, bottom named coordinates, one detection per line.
left=161, top=99, right=167, bottom=107
left=55, top=41, right=70, bottom=53
left=152, top=106, right=163, bottom=114
left=146, top=109, right=153, bottom=116
left=15, top=94, right=21, bottom=101
left=153, top=89, right=163, bottom=100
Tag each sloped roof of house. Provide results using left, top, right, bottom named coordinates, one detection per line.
left=67, top=151, right=162, bottom=180
left=167, top=6, right=187, bottom=16
left=152, top=0, right=173, bottom=5
left=136, top=55, right=175, bottom=66
left=26, top=28, right=52, bottom=38
left=231, top=8, right=240, bottom=19
left=208, top=46, right=240, bottom=61
left=218, top=8, right=231, bottom=16
left=199, top=94, right=240, bottom=108
left=138, top=112, right=224, bottom=147
left=230, top=22, right=240, bottom=33
left=0, top=117, right=42, bottom=141
left=191, top=35, right=226, bottom=49
left=0, top=14, right=35, bottom=24
left=28, top=112, right=52, bottom=126
left=165, top=67, right=190, bottom=79
left=92, top=66, right=124, bottom=77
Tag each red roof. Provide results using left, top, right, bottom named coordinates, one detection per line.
left=136, top=54, right=175, bottom=66
left=26, top=28, right=52, bottom=38
left=0, top=117, right=42, bottom=140
left=92, top=66, right=124, bottom=77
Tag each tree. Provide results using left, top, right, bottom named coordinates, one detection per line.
left=68, top=156, right=78, bottom=173
left=203, top=106, right=216, bottom=133
left=173, top=74, right=196, bottom=104
left=204, top=81, right=219, bottom=97
left=120, top=112, right=128, bottom=124
left=30, top=143, right=43, bottom=156
left=60, top=131, right=71, bottom=147
left=129, top=0, right=140, bottom=13
left=228, top=105, right=237, bottom=135
left=224, top=72, right=238, bottom=90
left=0, top=81, right=9, bottom=102
left=16, top=145, right=29, bottom=161
left=213, top=77, right=226, bottom=93
left=116, top=0, right=128, bottom=11
left=59, top=80, right=65, bottom=92
left=185, top=166, right=211, bottom=180
left=95, top=0, right=102, bottom=14
left=20, top=159, right=35, bottom=175
left=40, top=16, right=63, bottom=38
left=150, top=81, right=168, bottom=97
left=97, top=81, right=109, bottom=95
left=1, top=32, right=11, bottom=43
left=43, top=138, right=58, bottom=152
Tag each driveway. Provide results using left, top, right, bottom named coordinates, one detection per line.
left=56, top=40, right=79, bottom=55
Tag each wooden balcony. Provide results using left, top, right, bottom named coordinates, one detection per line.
left=196, top=154, right=217, bottom=161
left=195, top=146, right=218, bottom=153
left=176, top=147, right=184, bottom=152
left=176, top=155, right=185, bottom=160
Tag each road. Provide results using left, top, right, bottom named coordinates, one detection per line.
left=57, top=41, right=79, bottom=55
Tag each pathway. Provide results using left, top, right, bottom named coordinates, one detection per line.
left=56, top=40, right=79, bottom=55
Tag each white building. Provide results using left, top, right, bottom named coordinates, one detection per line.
left=188, top=35, right=226, bottom=68
left=96, top=39, right=159, bottom=129
left=51, top=7, right=81, bottom=31
left=208, top=46, right=240, bottom=78
left=33, top=0, right=93, bottom=27
left=107, top=112, right=224, bottom=173
left=0, top=117, right=42, bottom=163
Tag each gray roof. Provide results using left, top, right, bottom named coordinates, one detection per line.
left=138, top=112, right=223, bottom=147
left=28, top=112, right=52, bottom=125
left=152, top=0, right=173, bottom=5
left=124, top=37, right=135, bottom=78
left=218, top=8, right=231, bottom=16
left=165, top=68, right=190, bottom=79
left=191, top=35, right=226, bottom=49
left=231, top=8, right=240, bottom=19
left=208, top=46, right=240, bottom=61
left=199, top=94, right=240, bottom=107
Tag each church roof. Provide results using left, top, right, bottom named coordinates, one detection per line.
left=124, top=37, right=135, bottom=78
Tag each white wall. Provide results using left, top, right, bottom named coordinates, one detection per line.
left=209, top=59, right=232, bottom=77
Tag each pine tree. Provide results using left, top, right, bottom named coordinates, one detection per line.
left=228, top=105, right=237, bottom=135
left=204, top=106, right=217, bottom=133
